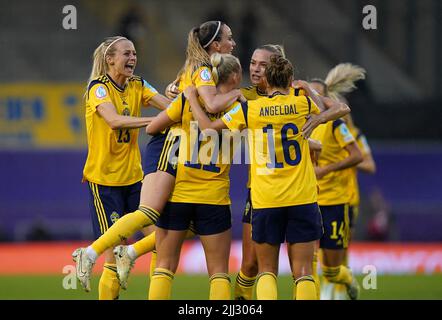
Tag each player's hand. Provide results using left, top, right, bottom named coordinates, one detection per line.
left=184, top=85, right=198, bottom=99
left=310, top=150, right=320, bottom=166
left=302, top=114, right=324, bottom=139
left=238, top=91, right=247, bottom=103
left=293, top=80, right=310, bottom=94
left=308, top=138, right=322, bottom=151
left=314, top=166, right=328, bottom=179
left=294, top=80, right=320, bottom=97
left=291, top=79, right=303, bottom=91
left=165, top=79, right=180, bottom=99
left=308, top=139, right=322, bottom=166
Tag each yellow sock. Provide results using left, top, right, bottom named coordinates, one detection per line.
left=312, top=250, right=320, bottom=300
left=209, top=273, right=231, bottom=300
left=256, top=272, right=277, bottom=300
left=148, top=268, right=174, bottom=300
left=149, top=250, right=157, bottom=279
left=132, top=231, right=156, bottom=257
left=98, top=263, right=120, bottom=300
left=295, top=275, right=317, bottom=300
left=91, top=206, right=160, bottom=255
left=292, top=275, right=297, bottom=300
left=322, top=265, right=353, bottom=285
left=234, top=270, right=256, bottom=300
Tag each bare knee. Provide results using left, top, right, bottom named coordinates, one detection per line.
left=292, top=263, right=312, bottom=279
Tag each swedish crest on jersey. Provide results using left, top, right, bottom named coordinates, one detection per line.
left=122, top=107, right=130, bottom=116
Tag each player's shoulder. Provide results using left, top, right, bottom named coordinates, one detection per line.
left=87, top=75, right=110, bottom=91
left=332, top=118, right=346, bottom=131
left=291, top=87, right=307, bottom=96
left=129, top=75, right=143, bottom=83
left=241, top=85, right=255, bottom=92
left=128, top=75, right=144, bottom=88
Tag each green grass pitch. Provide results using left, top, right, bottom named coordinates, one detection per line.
left=0, top=274, right=441, bottom=300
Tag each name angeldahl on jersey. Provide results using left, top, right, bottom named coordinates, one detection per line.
left=259, top=104, right=299, bottom=117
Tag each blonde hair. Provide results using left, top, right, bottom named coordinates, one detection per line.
left=210, top=53, right=241, bottom=85
left=177, top=21, right=226, bottom=81
left=324, top=63, right=366, bottom=100
left=87, top=36, right=128, bottom=84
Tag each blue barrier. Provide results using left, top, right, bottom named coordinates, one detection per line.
left=0, top=144, right=441, bottom=241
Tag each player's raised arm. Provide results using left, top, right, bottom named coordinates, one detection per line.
left=146, top=92, right=171, bottom=111
left=314, top=133, right=363, bottom=179
left=145, top=110, right=176, bottom=135
left=356, top=133, right=376, bottom=174
left=146, top=93, right=186, bottom=135
left=184, top=86, right=227, bottom=132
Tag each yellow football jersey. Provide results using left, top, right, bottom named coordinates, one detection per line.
left=240, top=85, right=267, bottom=101
left=222, top=93, right=320, bottom=209
left=311, top=119, right=356, bottom=205
left=165, top=65, right=217, bottom=134
left=348, top=125, right=372, bottom=206
left=166, top=93, right=235, bottom=205
left=240, top=85, right=306, bottom=101
left=178, top=65, right=216, bottom=92
left=240, top=86, right=307, bottom=189
left=83, top=75, right=158, bottom=186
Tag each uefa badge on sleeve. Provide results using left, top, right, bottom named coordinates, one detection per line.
left=200, top=69, right=212, bottom=82
left=95, top=85, right=107, bottom=99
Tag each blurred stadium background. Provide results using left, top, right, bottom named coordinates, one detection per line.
left=0, top=0, right=441, bottom=299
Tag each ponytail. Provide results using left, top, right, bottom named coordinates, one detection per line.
left=210, top=53, right=222, bottom=84
left=181, top=21, right=226, bottom=77
left=210, top=53, right=241, bottom=85
left=324, top=63, right=366, bottom=100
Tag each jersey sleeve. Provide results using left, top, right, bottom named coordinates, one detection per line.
left=332, top=119, right=355, bottom=148
left=87, top=83, right=113, bottom=112
left=356, top=133, right=372, bottom=155
left=192, top=66, right=216, bottom=88
left=222, top=102, right=247, bottom=131
left=141, top=79, right=159, bottom=105
left=165, top=93, right=184, bottom=122
left=292, top=87, right=307, bottom=96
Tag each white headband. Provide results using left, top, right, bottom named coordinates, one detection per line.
left=203, top=21, right=222, bottom=48
left=103, top=37, right=127, bottom=59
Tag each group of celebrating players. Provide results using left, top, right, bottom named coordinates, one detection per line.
left=72, top=20, right=376, bottom=300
